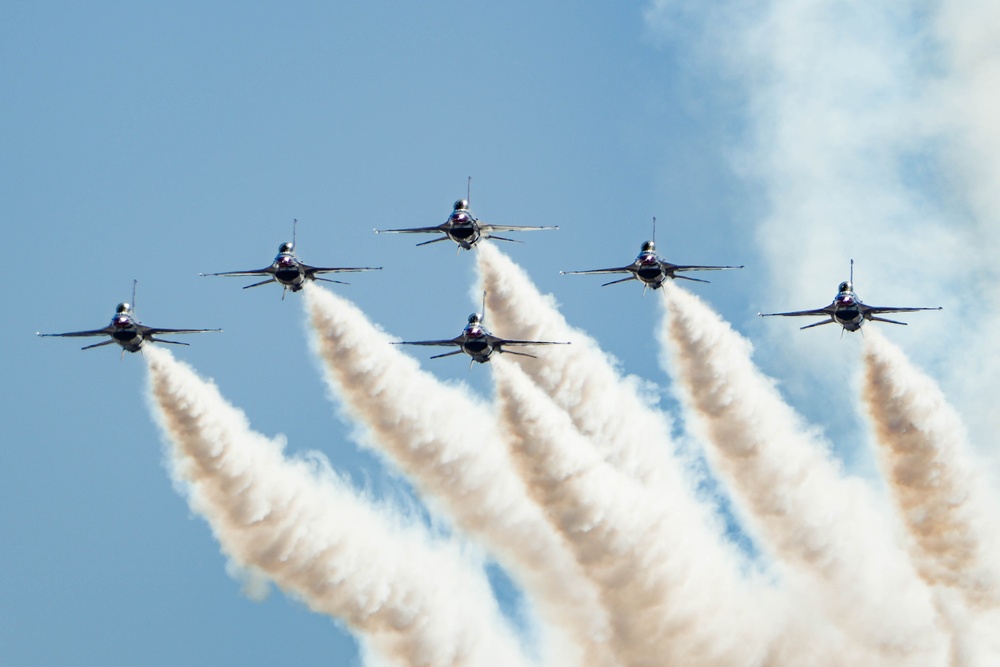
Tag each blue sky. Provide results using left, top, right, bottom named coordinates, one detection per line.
left=4, top=2, right=995, bottom=665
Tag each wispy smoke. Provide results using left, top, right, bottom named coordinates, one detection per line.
left=659, top=282, right=949, bottom=664
left=491, top=356, right=777, bottom=667
left=862, top=329, right=1000, bottom=608
left=302, top=283, right=617, bottom=667
left=144, top=345, right=528, bottom=667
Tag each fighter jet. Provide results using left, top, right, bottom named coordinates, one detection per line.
left=758, top=260, right=942, bottom=332
left=561, top=218, right=743, bottom=293
left=201, top=219, right=381, bottom=298
left=374, top=178, right=557, bottom=250
left=37, top=280, right=221, bottom=357
left=393, top=293, right=569, bottom=365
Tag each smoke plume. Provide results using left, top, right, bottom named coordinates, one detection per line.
left=476, top=244, right=680, bottom=489
left=303, top=283, right=617, bottom=667
left=491, top=356, right=782, bottom=667
left=659, top=282, right=949, bottom=665
left=862, top=329, right=1000, bottom=609
left=144, top=345, right=528, bottom=667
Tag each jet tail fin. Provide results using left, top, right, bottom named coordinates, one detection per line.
left=800, top=319, right=836, bottom=330
left=415, top=236, right=451, bottom=247
left=243, top=278, right=276, bottom=290
left=601, top=275, right=638, bottom=287
left=499, top=349, right=538, bottom=359
left=673, top=274, right=711, bottom=284
left=484, top=235, right=524, bottom=244
left=151, top=338, right=191, bottom=346
left=429, top=349, right=465, bottom=360
left=81, top=339, right=116, bottom=351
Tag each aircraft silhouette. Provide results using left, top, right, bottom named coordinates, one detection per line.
left=375, top=178, right=557, bottom=250
left=37, top=280, right=221, bottom=357
left=202, top=219, right=381, bottom=298
left=561, top=218, right=742, bottom=293
left=758, top=260, right=942, bottom=332
left=394, top=293, right=569, bottom=365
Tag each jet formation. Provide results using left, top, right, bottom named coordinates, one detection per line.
left=38, top=183, right=942, bottom=360
left=758, top=260, right=942, bottom=332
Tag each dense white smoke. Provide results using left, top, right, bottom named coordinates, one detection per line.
left=144, top=345, right=528, bottom=667
left=862, top=329, right=1000, bottom=664
left=143, top=248, right=1000, bottom=666
left=862, top=329, right=1000, bottom=606
left=303, top=283, right=617, bottom=667
left=475, top=245, right=746, bottom=583
left=491, top=356, right=777, bottom=667
left=477, top=244, right=680, bottom=489
left=658, top=282, right=949, bottom=665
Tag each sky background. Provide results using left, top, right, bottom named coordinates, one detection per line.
left=3, top=2, right=997, bottom=665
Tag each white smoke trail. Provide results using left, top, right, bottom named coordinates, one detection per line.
left=861, top=329, right=1000, bottom=609
left=491, top=356, right=787, bottom=667
left=477, top=244, right=743, bottom=537
left=144, top=345, right=528, bottom=667
left=659, top=283, right=950, bottom=665
left=303, top=284, right=617, bottom=667
left=476, top=244, right=680, bottom=491
left=475, top=246, right=772, bottom=657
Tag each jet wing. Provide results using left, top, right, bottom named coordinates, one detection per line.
left=392, top=337, right=463, bottom=347
left=374, top=226, right=446, bottom=234
left=303, top=265, right=382, bottom=275
left=140, top=325, right=223, bottom=335
left=200, top=267, right=274, bottom=277
left=37, top=325, right=115, bottom=338
left=758, top=306, right=835, bottom=318
left=665, top=262, right=744, bottom=272
left=560, top=265, right=634, bottom=276
left=481, top=224, right=559, bottom=233
left=488, top=336, right=569, bottom=347
left=862, top=305, right=943, bottom=315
